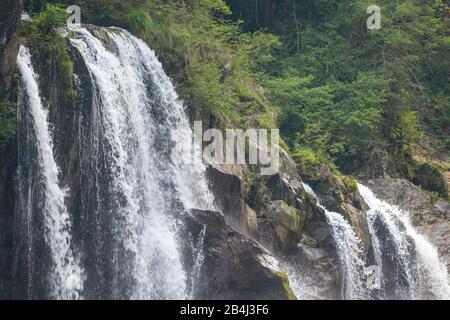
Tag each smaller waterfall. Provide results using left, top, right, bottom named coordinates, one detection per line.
left=189, top=226, right=207, bottom=299
left=16, top=46, right=84, bottom=299
left=358, top=183, right=450, bottom=300
left=302, top=183, right=370, bottom=299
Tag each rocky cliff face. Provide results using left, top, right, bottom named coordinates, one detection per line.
left=0, top=0, right=21, bottom=299
left=0, top=0, right=22, bottom=100
left=2, top=27, right=301, bottom=300
left=202, top=133, right=341, bottom=298
left=0, top=142, right=16, bottom=298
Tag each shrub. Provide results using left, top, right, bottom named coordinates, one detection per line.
left=34, top=4, right=67, bottom=37
left=127, top=10, right=152, bottom=35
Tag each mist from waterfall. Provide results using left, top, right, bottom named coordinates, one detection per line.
left=16, top=46, right=84, bottom=299
left=358, top=183, right=450, bottom=300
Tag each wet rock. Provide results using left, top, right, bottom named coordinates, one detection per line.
left=364, top=178, right=450, bottom=279
left=418, top=220, right=450, bottom=272
left=363, top=178, right=435, bottom=225
left=363, top=178, right=432, bottom=211
left=341, top=202, right=371, bottom=252
left=299, top=163, right=371, bottom=255
left=0, top=136, right=17, bottom=299
left=286, top=233, right=339, bottom=300
left=194, top=128, right=342, bottom=298
left=240, top=204, right=259, bottom=241
left=361, top=178, right=450, bottom=225
left=186, top=209, right=296, bottom=300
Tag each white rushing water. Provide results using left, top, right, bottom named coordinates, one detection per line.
left=17, top=46, right=84, bottom=299
left=69, top=26, right=214, bottom=299
left=301, top=183, right=370, bottom=299
left=358, top=183, right=450, bottom=299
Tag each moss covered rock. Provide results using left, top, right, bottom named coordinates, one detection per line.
left=186, top=209, right=297, bottom=300
left=259, top=200, right=304, bottom=254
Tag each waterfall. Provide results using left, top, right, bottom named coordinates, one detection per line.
left=67, top=26, right=214, bottom=299
left=13, top=26, right=215, bottom=300
left=358, top=183, right=450, bottom=300
left=14, top=22, right=449, bottom=302
left=301, top=183, right=370, bottom=299
left=16, top=46, right=84, bottom=299
left=189, top=225, right=207, bottom=299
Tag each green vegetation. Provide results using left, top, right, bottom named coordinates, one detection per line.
left=0, top=101, right=16, bottom=147
left=34, top=3, right=67, bottom=36
left=127, top=10, right=152, bottom=36
left=14, top=0, right=450, bottom=195
left=273, top=271, right=297, bottom=300
left=20, top=4, right=75, bottom=89
left=228, top=0, right=449, bottom=176
left=23, top=0, right=277, bottom=127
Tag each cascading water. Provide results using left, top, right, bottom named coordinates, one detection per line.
left=12, top=23, right=449, bottom=302
left=69, top=25, right=214, bottom=299
left=16, top=46, right=84, bottom=299
left=358, top=183, right=450, bottom=300
left=301, top=183, right=370, bottom=300
left=14, top=26, right=215, bottom=300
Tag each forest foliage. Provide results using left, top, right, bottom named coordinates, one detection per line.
left=11, top=0, right=450, bottom=193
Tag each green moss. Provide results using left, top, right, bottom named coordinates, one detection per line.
left=273, top=271, right=297, bottom=300
left=56, top=47, right=73, bottom=82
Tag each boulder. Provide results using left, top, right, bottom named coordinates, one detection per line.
left=432, top=201, right=450, bottom=221
left=258, top=200, right=305, bottom=254
left=185, top=209, right=296, bottom=300
left=206, top=162, right=247, bottom=231
left=290, top=240, right=340, bottom=300
left=240, top=204, right=259, bottom=241
left=265, top=148, right=305, bottom=208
